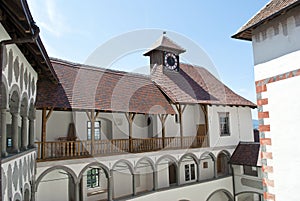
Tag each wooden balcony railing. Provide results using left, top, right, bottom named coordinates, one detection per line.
left=36, top=136, right=208, bottom=161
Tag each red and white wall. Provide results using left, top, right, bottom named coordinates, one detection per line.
left=252, top=6, right=300, bottom=201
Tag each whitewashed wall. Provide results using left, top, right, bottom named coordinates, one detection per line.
left=252, top=7, right=300, bottom=67
left=267, top=77, right=300, bottom=201
left=128, top=177, right=233, bottom=201
left=36, top=170, right=69, bottom=201
left=232, top=165, right=263, bottom=195
left=199, top=158, right=215, bottom=181
left=208, top=105, right=253, bottom=148
left=251, top=5, right=300, bottom=201
left=36, top=111, right=159, bottom=141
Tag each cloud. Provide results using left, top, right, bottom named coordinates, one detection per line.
left=27, top=0, right=69, bottom=38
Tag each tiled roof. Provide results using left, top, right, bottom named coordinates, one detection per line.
left=230, top=142, right=261, bottom=166
left=151, top=64, right=256, bottom=108
left=144, top=35, right=186, bottom=56
left=232, top=0, right=300, bottom=40
left=36, top=58, right=175, bottom=115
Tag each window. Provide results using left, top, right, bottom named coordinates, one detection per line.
left=243, top=165, right=258, bottom=177
left=7, top=138, right=12, bottom=147
left=203, top=162, right=208, bottom=169
left=87, top=121, right=101, bottom=140
left=87, top=168, right=100, bottom=188
left=175, top=114, right=179, bottom=124
left=219, top=112, right=230, bottom=136
left=184, top=164, right=196, bottom=181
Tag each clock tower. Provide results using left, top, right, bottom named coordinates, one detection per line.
left=144, top=33, right=186, bottom=72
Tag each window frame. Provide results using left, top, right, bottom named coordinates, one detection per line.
left=87, top=121, right=101, bottom=140
left=218, top=112, right=230, bottom=136
left=243, top=165, right=258, bottom=177
left=87, top=168, right=100, bottom=188
left=184, top=163, right=196, bottom=182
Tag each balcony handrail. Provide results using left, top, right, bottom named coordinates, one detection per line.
left=36, top=135, right=208, bottom=161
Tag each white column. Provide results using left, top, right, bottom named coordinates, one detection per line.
left=11, top=112, right=19, bottom=153
left=153, top=170, right=158, bottom=191
left=74, top=182, right=80, bottom=201
left=21, top=115, right=28, bottom=150
left=1, top=108, right=7, bottom=156
left=132, top=173, right=136, bottom=196
left=108, top=176, right=113, bottom=201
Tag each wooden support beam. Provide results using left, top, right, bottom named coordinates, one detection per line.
left=200, top=105, right=208, bottom=135
left=158, top=114, right=168, bottom=148
left=125, top=113, right=135, bottom=152
left=174, top=104, right=185, bottom=148
left=200, top=104, right=209, bottom=147
left=41, top=107, right=53, bottom=159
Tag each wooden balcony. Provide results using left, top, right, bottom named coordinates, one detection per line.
left=36, top=136, right=208, bottom=161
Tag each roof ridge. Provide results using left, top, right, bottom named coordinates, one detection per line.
left=50, top=57, right=151, bottom=80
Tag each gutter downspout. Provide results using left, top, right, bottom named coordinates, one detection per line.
left=230, top=164, right=236, bottom=201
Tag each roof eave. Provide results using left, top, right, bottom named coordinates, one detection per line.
left=232, top=1, right=300, bottom=41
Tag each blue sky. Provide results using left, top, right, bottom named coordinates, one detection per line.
left=27, top=0, right=270, bottom=119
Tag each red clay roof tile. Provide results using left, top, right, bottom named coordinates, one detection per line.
left=230, top=142, right=261, bottom=166
left=151, top=64, right=256, bottom=107
left=36, top=58, right=175, bottom=114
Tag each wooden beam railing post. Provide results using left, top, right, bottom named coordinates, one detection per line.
left=200, top=104, right=209, bottom=147
left=174, top=104, right=186, bottom=148
left=125, top=113, right=135, bottom=153
left=41, top=107, right=53, bottom=159
left=158, top=114, right=168, bottom=148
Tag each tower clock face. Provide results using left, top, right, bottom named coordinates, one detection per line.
left=164, top=52, right=178, bottom=70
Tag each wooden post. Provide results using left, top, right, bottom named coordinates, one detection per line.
left=200, top=104, right=209, bottom=147
left=158, top=114, right=168, bottom=148
left=174, top=104, right=186, bottom=148
left=41, top=107, right=53, bottom=159
left=125, top=113, right=135, bottom=152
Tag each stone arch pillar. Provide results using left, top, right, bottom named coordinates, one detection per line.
left=9, top=89, right=21, bottom=153
left=11, top=111, right=19, bottom=153
left=21, top=114, right=28, bottom=150
left=1, top=81, right=8, bottom=156
left=1, top=107, right=7, bottom=156
left=20, top=96, right=29, bottom=150
left=28, top=103, right=36, bottom=148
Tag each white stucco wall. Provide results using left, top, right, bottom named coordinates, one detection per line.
left=266, top=77, right=300, bottom=201
left=36, top=111, right=159, bottom=141
left=251, top=6, right=300, bottom=200
left=199, top=158, right=215, bottom=181
left=232, top=165, right=263, bottom=195
left=252, top=7, right=300, bottom=67
left=36, top=170, right=69, bottom=201
left=112, top=169, right=133, bottom=198
left=208, top=105, right=253, bottom=148
left=128, top=177, right=233, bottom=201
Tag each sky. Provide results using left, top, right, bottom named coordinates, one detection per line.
left=27, top=0, right=270, bottom=119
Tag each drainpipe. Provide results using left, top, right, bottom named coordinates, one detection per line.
left=230, top=165, right=236, bottom=201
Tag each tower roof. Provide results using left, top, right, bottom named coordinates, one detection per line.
left=144, top=35, right=186, bottom=56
